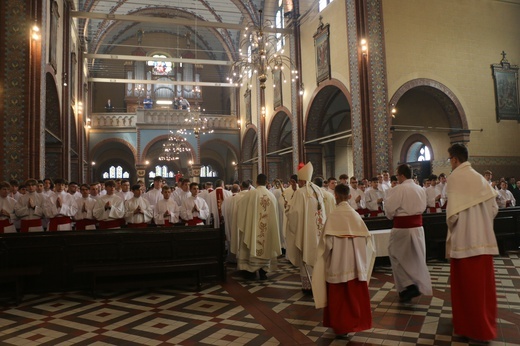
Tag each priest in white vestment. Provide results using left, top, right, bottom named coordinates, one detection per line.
left=207, top=179, right=232, bottom=228
left=384, top=164, right=432, bottom=303
left=285, top=162, right=327, bottom=292
left=236, top=174, right=281, bottom=280
left=229, top=182, right=251, bottom=257
left=312, top=184, right=375, bottom=336
left=446, top=143, right=499, bottom=342
left=124, top=184, right=153, bottom=227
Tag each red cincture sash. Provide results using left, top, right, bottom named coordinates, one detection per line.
left=127, top=222, right=148, bottom=228
left=159, top=219, right=172, bottom=227
left=0, top=219, right=14, bottom=233
left=393, top=214, right=423, bottom=228
left=20, top=219, right=43, bottom=232
left=186, top=217, right=204, bottom=226
left=98, top=219, right=123, bottom=229
left=75, top=219, right=97, bottom=230
left=48, top=216, right=72, bottom=231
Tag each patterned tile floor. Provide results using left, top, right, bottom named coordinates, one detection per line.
left=0, top=252, right=519, bottom=345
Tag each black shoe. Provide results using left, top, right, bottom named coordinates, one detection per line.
left=243, top=271, right=256, bottom=280
left=335, top=333, right=351, bottom=340
left=302, top=289, right=313, bottom=296
left=258, top=268, right=267, bottom=280
left=399, top=284, right=420, bottom=303
left=407, top=284, right=421, bottom=298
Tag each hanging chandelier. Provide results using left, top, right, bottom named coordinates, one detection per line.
left=177, top=113, right=214, bottom=138
left=227, top=10, right=298, bottom=90
left=158, top=131, right=191, bottom=161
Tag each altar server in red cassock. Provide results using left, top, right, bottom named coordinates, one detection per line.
left=446, top=143, right=499, bottom=342
left=312, top=183, right=375, bottom=337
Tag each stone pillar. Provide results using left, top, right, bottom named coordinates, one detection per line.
left=191, top=163, right=201, bottom=184
left=305, top=144, right=323, bottom=178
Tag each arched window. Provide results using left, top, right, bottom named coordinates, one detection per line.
left=319, top=0, right=334, bottom=12
left=147, top=54, right=173, bottom=75
left=406, top=142, right=432, bottom=162
left=200, top=165, right=218, bottom=178
left=149, top=165, right=175, bottom=179
left=417, top=145, right=431, bottom=161
left=102, top=165, right=130, bottom=180
left=275, top=0, right=285, bottom=52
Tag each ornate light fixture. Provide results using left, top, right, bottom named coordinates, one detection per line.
left=177, top=113, right=214, bottom=138
left=158, top=131, right=191, bottom=161
left=227, top=10, right=298, bottom=89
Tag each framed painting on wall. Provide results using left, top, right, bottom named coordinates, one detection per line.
left=273, top=69, right=282, bottom=109
left=491, top=52, right=520, bottom=122
left=314, top=22, right=331, bottom=84
left=245, top=88, right=252, bottom=124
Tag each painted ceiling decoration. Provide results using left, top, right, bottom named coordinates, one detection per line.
left=73, top=0, right=314, bottom=81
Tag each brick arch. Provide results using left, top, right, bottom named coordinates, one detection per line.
left=399, top=134, right=434, bottom=164
left=90, top=138, right=138, bottom=163
left=304, top=78, right=352, bottom=141
left=389, top=78, right=468, bottom=131
left=200, top=138, right=239, bottom=163
left=241, top=126, right=258, bottom=162
left=141, top=134, right=195, bottom=163
left=267, top=108, right=292, bottom=153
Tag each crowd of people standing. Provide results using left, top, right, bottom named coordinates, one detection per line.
left=0, top=143, right=516, bottom=342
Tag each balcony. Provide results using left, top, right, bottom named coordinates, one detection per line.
left=89, top=109, right=238, bottom=131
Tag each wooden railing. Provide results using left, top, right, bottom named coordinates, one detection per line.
left=90, top=110, right=238, bottom=130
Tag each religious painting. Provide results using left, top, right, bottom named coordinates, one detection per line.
left=314, top=22, right=330, bottom=84
left=70, top=51, right=77, bottom=103
left=273, top=69, right=282, bottom=109
left=245, top=88, right=252, bottom=124
left=491, top=52, right=520, bottom=122
left=49, top=1, right=60, bottom=71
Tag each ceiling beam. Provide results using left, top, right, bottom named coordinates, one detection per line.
left=85, top=53, right=232, bottom=66
left=71, top=11, right=291, bottom=34
left=88, top=77, right=235, bottom=88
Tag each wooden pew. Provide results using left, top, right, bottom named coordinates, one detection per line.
left=364, top=207, right=520, bottom=261
left=0, top=225, right=225, bottom=298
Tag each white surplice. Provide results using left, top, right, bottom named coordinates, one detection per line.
left=312, top=202, right=375, bottom=308
left=154, top=198, right=180, bottom=225
left=384, top=179, right=432, bottom=296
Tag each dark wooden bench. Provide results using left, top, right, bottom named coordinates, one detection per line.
left=74, top=260, right=216, bottom=296
left=0, top=267, right=42, bottom=305
left=0, top=226, right=225, bottom=296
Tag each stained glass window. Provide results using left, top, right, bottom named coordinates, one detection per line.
left=147, top=54, right=172, bottom=75
left=102, top=166, right=129, bottom=180
left=418, top=145, right=431, bottom=161
left=200, top=165, right=218, bottom=178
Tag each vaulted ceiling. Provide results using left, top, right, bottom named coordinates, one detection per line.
left=73, top=0, right=315, bottom=82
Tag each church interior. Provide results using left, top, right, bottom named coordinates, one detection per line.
left=0, top=0, right=520, bottom=345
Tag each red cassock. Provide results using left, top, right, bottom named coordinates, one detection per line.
left=323, top=279, right=372, bottom=334
left=450, top=255, right=497, bottom=341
